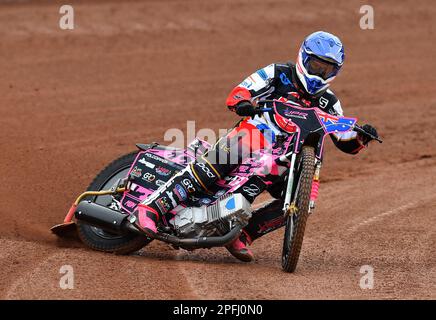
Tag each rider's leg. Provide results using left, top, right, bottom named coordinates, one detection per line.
left=241, top=198, right=285, bottom=243
left=132, top=120, right=264, bottom=235
left=131, top=151, right=238, bottom=237
left=132, top=120, right=270, bottom=262
left=218, top=121, right=274, bottom=261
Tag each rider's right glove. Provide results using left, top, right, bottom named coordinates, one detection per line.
left=235, top=101, right=258, bottom=118
left=358, top=124, right=379, bottom=145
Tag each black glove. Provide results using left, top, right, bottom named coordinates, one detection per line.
left=235, top=101, right=257, bottom=117
left=359, top=124, right=378, bottom=145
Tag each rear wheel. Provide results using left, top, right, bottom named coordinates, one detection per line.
left=76, top=152, right=153, bottom=255
left=281, top=146, right=316, bottom=273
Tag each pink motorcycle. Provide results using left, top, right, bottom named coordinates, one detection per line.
left=52, top=99, right=381, bottom=272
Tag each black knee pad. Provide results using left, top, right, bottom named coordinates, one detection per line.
left=190, top=160, right=224, bottom=190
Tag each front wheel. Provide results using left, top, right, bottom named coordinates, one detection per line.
left=281, top=146, right=316, bottom=273
left=76, top=151, right=153, bottom=255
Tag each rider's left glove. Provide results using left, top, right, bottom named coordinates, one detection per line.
left=235, top=101, right=259, bottom=118
left=358, top=124, right=378, bottom=145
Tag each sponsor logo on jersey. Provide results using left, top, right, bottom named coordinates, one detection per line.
left=241, top=80, right=252, bottom=88
left=319, top=96, right=329, bottom=109
left=280, top=73, right=292, bottom=85
left=256, top=69, right=268, bottom=81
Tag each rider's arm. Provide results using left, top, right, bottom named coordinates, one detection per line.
left=329, top=100, right=365, bottom=155
left=226, top=64, right=276, bottom=111
left=331, top=131, right=365, bottom=155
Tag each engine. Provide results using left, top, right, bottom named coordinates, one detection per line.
left=170, top=193, right=252, bottom=238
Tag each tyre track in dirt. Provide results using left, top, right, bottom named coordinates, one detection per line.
left=2, top=239, right=199, bottom=299
left=0, top=239, right=54, bottom=299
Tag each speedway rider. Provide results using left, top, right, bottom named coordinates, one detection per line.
left=131, top=31, right=379, bottom=262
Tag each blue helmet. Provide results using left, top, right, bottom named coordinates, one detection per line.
left=295, top=31, right=345, bottom=95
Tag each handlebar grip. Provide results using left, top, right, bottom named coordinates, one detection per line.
left=354, top=125, right=383, bottom=143
left=257, top=107, right=272, bottom=112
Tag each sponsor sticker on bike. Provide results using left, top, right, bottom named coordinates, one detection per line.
left=142, top=172, right=156, bottom=182
left=199, top=198, right=212, bottom=205
left=195, top=162, right=216, bottom=179
left=156, top=179, right=165, bottom=187
left=242, top=184, right=261, bottom=197
left=124, top=200, right=137, bottom=209
left=138, top=158, right=156, bottom=169
left=165, top=191, right=178, bottom=207
left=156, top=166, right=171, bottom=176
left=145, top=152, right=169, bottom=164
left=130, top=166, right=142, bottom=178
left=182, top=178, right=196, bottom=194
left=157, top=197, right=171, bottom=213
left=283, top=110, right=308, bottom=119
left=214, top=189, right=226, bottom=198
left=174, top=184, right=188, bottom=201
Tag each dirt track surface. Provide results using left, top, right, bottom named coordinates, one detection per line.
left=0, top=0, right=435, bottom=299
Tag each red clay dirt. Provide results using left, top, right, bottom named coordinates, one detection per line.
left=0, top=0, right=434, bottom=299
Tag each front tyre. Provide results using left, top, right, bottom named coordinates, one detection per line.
left=77, top=152, right=152, bottom=255
left=281, top=146, right=316, bottom=273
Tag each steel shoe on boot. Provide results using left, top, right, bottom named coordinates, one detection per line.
left=226, top=235, right=254, bottom=262
left=131, top=203, right=160, bottom=238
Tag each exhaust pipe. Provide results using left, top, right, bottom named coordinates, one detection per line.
left=74, top=201, right=140, bottom=235
left=75, top=201, right=242, bottom=249
left=153, top=226, right=242, bottom=249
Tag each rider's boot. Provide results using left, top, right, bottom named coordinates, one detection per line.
left=225, top=231, right=254, bottom=262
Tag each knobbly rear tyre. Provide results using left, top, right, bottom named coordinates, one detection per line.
left=76, top=152, right=152, bottom=255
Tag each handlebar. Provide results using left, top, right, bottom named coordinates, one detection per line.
left=257, top=107, right=272, bottom=113
left=353, top=124, right=383, bottom=143
left=255, top=100, right=383, bottom=143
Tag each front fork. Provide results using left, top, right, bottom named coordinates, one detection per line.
left=309, top=160, right=322, bottom=213
left=281, top=153, right=321, bottom=216
left=282, top=153, right=297, bottom=216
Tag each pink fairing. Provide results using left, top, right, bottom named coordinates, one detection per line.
left=137, top=205, right=158, bottom=233
left=310, top=180, right=320, bottom=202
left=148, top=139, right=211, bottom=166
